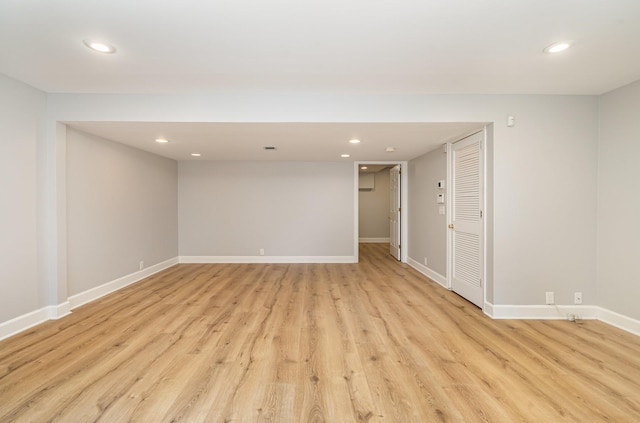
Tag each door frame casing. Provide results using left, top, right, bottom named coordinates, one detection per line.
left=389, top=165, right=402, bottom=261
left=354, top=161, right=408, bottom=263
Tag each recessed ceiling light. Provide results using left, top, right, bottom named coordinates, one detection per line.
left=83, top=40, right=117, bottom=54
left=385, top=147, right=396, bottom=152
left=341, top=154, right=350, bottom=158
left=155, top=138, right=169, bottom=143
left=349, top=139, right=361, bottom=144
left=361, top=166, right=368, bottom=170
left=544, top=41, right=572, bottom=54
left=191, top=153, right=201, bottom=157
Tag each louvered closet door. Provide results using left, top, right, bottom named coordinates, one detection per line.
left=451, top=132, right=484, bottom=308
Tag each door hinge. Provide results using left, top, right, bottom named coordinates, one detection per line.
left=480, top=210, right=483, bottom=218
left=398, top=207, right=401, bottom=212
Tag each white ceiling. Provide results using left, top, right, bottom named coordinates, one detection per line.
left=2, top=1, right=639, bottom=161
left=66, top=122, right=484, bottom=161
left=1, top=0, right=639, bottom=95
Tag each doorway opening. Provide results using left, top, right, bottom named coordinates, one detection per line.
left=354, top=161, right=408, bottom=263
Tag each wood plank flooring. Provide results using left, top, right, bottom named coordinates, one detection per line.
left=1, top=243, right=639, bottom=422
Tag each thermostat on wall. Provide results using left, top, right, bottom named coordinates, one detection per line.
left=437, top=193, right=445, bottom=204
left=437, top=180, right=445, bottom=189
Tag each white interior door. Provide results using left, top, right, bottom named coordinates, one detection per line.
left=389, top=165, right=401, bottom=260
left=450, top=132, right=484, bottom=307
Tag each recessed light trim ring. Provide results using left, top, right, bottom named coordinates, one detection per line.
left=83, top=39, right=117, bottom=54
left=544, top=41, right=573, bottom=54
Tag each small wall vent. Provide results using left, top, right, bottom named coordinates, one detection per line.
left=359, top=173, right=375, bottom=190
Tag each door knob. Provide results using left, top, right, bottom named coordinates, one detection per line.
left=448, top=224, right=454, bottom=229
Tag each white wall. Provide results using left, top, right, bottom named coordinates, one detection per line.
left=0, top=74, right=46, bottom=323
left=408, top=147, right=448, bottom=278
left=179, top=161, right=354, bottom=258
left=9, top=73, right=640, bottom=335
left=597, top=80, right=640, bottom=321
left=359, top=169, right=390, bottom=240
left=45, top=92, right=599, bottom=309
left=491, top=97, right=597, bottom=307
left=66, top=128, right=178, bottom=296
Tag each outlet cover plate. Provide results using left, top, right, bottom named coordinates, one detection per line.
left=574, top=292, right=582, bottom=304
left=545, top=291, right=554, bottom=305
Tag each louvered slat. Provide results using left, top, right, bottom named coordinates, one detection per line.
left=454, top=232, right=480, bottom=287
left=454, top=142, right=480, bottom=222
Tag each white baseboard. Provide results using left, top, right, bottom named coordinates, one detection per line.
left=482, top=302, right=495, bottom=317
left=69, top=257, right=178, bottom=309
left=484, top=303, right=598, bottom=320
left=484, top=302, right=640, bottom=336
left=0, top=308, right=49, bottom=341
left=179, top=256, right=357, bottom=264
left=597, top=307, right=640, bottom=337
left=46, top=301, right=72, bottom=320
left=358, top=237, right=390, bottom=243
left=406, top=258, right=448, bottom=289
left=0, top=258, right=178, bottom=341
left=0, top=301, right=71, bottom=341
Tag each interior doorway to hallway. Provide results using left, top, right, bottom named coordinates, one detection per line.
left=354, top=161, right=408, bottom=263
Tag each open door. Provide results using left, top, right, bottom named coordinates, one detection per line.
left=450, top=132, right=484, bottom=307
left=389, top=165, right=401, bottom=260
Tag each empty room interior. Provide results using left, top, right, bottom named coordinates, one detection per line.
left=1, top=1, right=640, bottom=421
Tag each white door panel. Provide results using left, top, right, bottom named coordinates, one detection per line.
left=450, top=132, right=484, bottom=307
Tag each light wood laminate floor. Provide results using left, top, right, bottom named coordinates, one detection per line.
left=1, top=244, right=639, bottom=422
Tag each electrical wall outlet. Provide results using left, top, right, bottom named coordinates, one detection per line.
left=424, top=257, right=428, bottom=266
left=545, top=291, right=554, bottom=305
left=259, top=249, right=265, bottom=256
left=574, top=292, right=582, bottom=304
left=139, top=261, right=144, bottom=270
